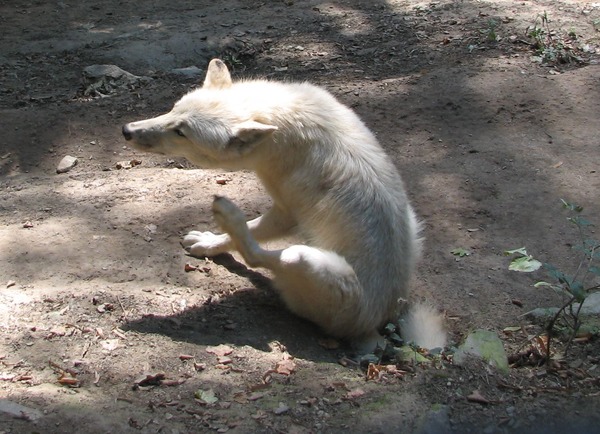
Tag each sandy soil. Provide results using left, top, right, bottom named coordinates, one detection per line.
left=1, top=0, right=600, bottom=433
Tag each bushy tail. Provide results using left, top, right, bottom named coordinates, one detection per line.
left=400, top=303, right=446, bottom=350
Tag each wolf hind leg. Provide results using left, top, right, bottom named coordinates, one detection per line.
left=212, top=196, right=374, bottom=342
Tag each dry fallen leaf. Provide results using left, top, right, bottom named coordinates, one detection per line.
left=100, top=339, right=120, bottom=352
left=345, top=388, right=366, bottom=400
left=179, top=354, right=194, bottom=361
left=112, top=328, right=127, bottom=339
left=511, top=299, right=524, bottom=307
left=366, top=363, right=405, bottom=381
left=467, top=389, right=489, bottom=405
left=251, top=410, right=267, bottom=420
left=366, top=363, right=383, bottom=381
left=318, top=338, right=340, bottom=349
left=248, top=392, right=265, bottom=401
left=184, top=263, right=198, bottom=272
left=206, top=344, right=234, bottom=357
left=57, top=372, right=80, bottom=388
left=217, top=356, right=233, bottom=365
left=115, top=159, right=142, bottom=170
left=249, top=382, right=270, bottom=392
left=134, top=372, right=165, bottom=388
left=275, top=358, right=296, bottom=376
left=233, top=392, right=248, bottom=404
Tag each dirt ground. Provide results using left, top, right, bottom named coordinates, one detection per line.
left=1, top=0, right=600, bottom=433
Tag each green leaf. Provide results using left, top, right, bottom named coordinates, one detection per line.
left=194, top=388, right=218, bottom=404
left=535, top=281, right=571, bottom=297
left=544, top=263, right=566, bottom=282
left=451, top=248, right=471, bottom=257
left=589, top=266, right=600, bottom=276
left=560, top=199, right=583, bottom=212
left=558, top=274, right=582, bottom=291
left=567, top=216, right=594, bottom=227
left=509, top=256, right=542, bottom=272
left=581, top=239, right=600, bottom=259
left=395, top=345, right=430, bottom=364
left=571, top=284, right=586, bottom=303
left=504, top=247, right=528, bottom=257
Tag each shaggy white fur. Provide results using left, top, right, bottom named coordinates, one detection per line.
left=123, top=59, right=446, bottom=351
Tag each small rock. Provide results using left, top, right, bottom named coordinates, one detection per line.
left=273, top=402, right=290, bottom=415
left=578, top=292, right=600, bottom=315
left=0, top=399, right=43, bottom=421
left=524, top=293, right=600, bottom=320
left=523, top=307, right=560, bottom=320
left=359, top=353, right=380, bottom=368
left=415, top=404, right=450, bottom=434
left=57, top=155, right=78, bottom=174
left=170, top=66, right=204, bottom=78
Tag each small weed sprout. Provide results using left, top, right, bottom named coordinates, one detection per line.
left=506, top=200, right=600, bottom=362
left=486, top=19, right=499, bottom=42
left=526, top=11, right=585, bottom=65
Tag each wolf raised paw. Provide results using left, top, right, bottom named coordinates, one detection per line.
left=212, top=196, right=248, bottom=237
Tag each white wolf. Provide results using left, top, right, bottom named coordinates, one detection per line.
left=122, top=59, right=445, bottom=351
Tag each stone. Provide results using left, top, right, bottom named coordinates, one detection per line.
left=56, top=155, right=78, bottom=174
left=0, top=399, right=43, bottom=421
left=415, top=404, right=450, bottom=434
left=170, top=66, right=204, bottom=78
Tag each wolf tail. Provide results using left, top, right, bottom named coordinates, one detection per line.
left=400, top=303, right=447, bottom=350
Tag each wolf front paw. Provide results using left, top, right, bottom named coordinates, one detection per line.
left=212, top=196, right=248, bottom=235
left=181, top=230, right=229, bottom=257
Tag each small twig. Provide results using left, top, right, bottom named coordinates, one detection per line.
left=81, top=341, right=92, bottom=359
left=564, top=300, right=585, bottom=355
left=116, top=295, right=128, bottom=318
left=545, top=295, right=576, bottom=363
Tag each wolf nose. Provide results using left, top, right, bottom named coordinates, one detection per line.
left=122, top=124, right=132, bottom=141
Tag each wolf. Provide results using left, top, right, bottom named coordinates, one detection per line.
left=122, top=59, right=446, bottom=351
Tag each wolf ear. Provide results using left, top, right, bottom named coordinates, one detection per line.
left=229, top=120, right=278, bottom=148
left=203, top=59, right=232, bottom=89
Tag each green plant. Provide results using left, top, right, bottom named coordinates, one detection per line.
left=220, top=52, right=245, bottom=71
left=526, top=11, right=584, bottom=65
left=486, top=18, right=499, bottom=42
left=506, top=200, right=600, bottom=362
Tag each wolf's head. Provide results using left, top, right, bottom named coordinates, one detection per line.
left=122, top=59, right=277, bottom=169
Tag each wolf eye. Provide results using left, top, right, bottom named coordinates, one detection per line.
left=175, top=128, right=186, bottom=137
